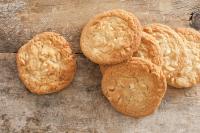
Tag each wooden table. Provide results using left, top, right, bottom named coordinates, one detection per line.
left=0, top=0, right=200, bottom=132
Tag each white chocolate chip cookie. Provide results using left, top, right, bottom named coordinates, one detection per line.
left=16, top=32, right=76, bottom=94
left=102, top=58, right=167, bottom=118
left=174, top=28, right=200, bottom=88
left=143, top=23, right=185, bottom=87
left=81, top=9, right=142, bottom=65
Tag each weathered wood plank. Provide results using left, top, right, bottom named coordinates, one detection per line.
left=0, top=53, right=200, bottom=133
left=0, top=0, right=199, bottom=53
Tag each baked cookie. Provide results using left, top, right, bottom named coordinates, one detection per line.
left=133, top=32, right=162, bottom=65
left=102, top=57, right=167, bottom=118
left=143, top=23, right=185, bottom=87
left=173, top=28, right=200, bottom=88
left=16, top=32, right=76, bottom=95
left=99, top=32, right=162, bottom=74
left=80, top=9, right=142, bottom=65
left=99, top=65, right=108, bottom=74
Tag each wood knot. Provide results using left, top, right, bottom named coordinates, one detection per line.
left=190, top=9, right=200, bottom=30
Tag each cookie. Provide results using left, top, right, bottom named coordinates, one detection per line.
left=101, top=57, right=167, bottom=118
left=173, top=28, right=200, bottom=88
left=16, top=32, right=76, bottom=94
left=80, top=9, right=142, bottom=65
left=99, top=65, right=108, bottom=74
left=99, top=32, right=162, bottom=74
left=143, top=23, right=185, bottom=87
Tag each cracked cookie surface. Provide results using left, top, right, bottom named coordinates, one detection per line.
left=143, top=23, right=185, bottom=87
left=80, top=9, right=142, bottom=65
left=100, top=32, right=162, bottom=74
left=174, top=28, right=200, bottom=88
left=16, top=32, right=76, bottom=94
left=101, top=58, right=167, bottom=118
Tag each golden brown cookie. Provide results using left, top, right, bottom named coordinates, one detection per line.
left=143, top=23, right=185, bottom=87
left=80, top=9, right=142, bottom=65
left=99, top=32, right=162, bottom=74
left=99, top=65, right=108, bottom=74
left=16, top=32, right=76, bottom=95
left=173, top=28, right=200, bottom=88
left=102, top=57, right=167, bottom=118
left=133, top=32, right=162, bottom=65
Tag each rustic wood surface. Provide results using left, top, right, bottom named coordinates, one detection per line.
left=0, top=0, right=200, bottom=133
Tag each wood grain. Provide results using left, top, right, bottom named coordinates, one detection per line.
left=0, top=0, right=200, bottom=132
left=0, top=54, right=200, bottom=133
left=0, top=0, right=199, bottom=53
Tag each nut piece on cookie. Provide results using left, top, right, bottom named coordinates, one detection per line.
left=16, top=32, right=76, bottom=95
left=174, top=28, right=200, bottom=88
left=101, top=57, right=167, bottom=118
left=99, top=32, right=163, bottom=74
left=143, top=23, right=185, bottom=87
left=80, top=9, right=142, bottom=65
